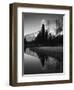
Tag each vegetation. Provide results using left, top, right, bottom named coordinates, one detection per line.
left=24, top=23, right=63, bottom=48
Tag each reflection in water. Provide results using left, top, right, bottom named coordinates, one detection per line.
left=24, top=47, right=63, bottom=74
left=35, top=51, right=48, bottom=67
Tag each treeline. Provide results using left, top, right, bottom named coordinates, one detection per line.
left=24, top=24, right=63, bottom=47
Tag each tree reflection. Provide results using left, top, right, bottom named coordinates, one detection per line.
left=24, top=47, right=63, bottom=73
left=36, top=52, right=48, bottom=67
left=28, top=47, right=48, bottom=68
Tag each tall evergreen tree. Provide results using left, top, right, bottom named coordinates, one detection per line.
left=45, top=30, right=48, bottom=41
left=41, top=24, right=45, bottom=41
left=24, top=37, right=27, bottom=46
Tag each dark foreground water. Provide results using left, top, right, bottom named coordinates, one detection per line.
left=24, top=47, right=63, bottom=75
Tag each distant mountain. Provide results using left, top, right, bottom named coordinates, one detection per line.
left=24, top=30, right=63, bottom=42
left=25, top=31, right=40, bottom=41
left=55, top=31, right=63, bottom=37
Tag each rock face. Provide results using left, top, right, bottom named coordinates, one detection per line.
left=24, top=30, right=63, bottom=42
left=25, top=31, right=39, bottom=41
left=24, top=18, right=63, bottom=42
left=24, top=23, right=63, bottom=47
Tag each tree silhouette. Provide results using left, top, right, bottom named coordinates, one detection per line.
left=24, top=37, right=27, bottom=51
left=24, top=21, right=63, bottom=47
left=24, top=37, right=27, bottom=46
left=41, top=24, right=45, bottom=41
left=45, top=30, right=48, bottom=41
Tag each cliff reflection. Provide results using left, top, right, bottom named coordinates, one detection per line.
left=24, top=47, right=63, bottom=74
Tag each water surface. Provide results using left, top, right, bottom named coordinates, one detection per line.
left=24, top=47, right=63, bottom=74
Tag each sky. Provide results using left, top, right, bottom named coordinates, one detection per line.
left=22, top=13, right=63, bottom=36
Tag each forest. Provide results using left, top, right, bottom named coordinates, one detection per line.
left=24, top=23, right=63, bottom=48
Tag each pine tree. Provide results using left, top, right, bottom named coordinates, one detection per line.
left=24, top=37, right=27, bottom=45
left=45, top=30, right=48, bottom=41
left=41, top=24, right=45, bottom=41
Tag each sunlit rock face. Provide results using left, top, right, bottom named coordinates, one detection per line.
left=41, top=19, right=46, bottom=26
left=25, top=31, right=39, bottom=41
left=40, top=19, right=57, bottom=35
left=24, top=19, right=63, bottom=42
